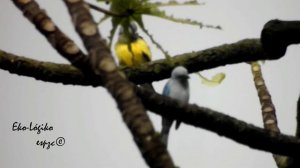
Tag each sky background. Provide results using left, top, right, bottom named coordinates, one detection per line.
left=1, top=0, right=300, bottom=167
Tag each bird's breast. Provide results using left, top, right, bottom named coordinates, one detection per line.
left=168, top=81, right=189, bottom=103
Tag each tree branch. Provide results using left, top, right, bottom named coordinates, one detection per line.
left=261, top=20, right=300, bottom=58
left=0, top=38, right=290, bottom=87
left=1, top=50, right=300, bottom=157
left=11, top=0, right=89, bottom=71
left=0, top=50, right=93, bottom=86
left=250, top=62, right=287, bottom=167
left=62, top=0, right=174, bottom=167
left=86, top=2, right=124, bottom=17
left=121, top=38, right=290, bottom=84
left=137, top=87, right=300, bottom=157
left=260, top=19, right=300, bottom=168
left=297, top=95, right=300, bottom=138
left=12, top=0, right=175, bottom=167
left=283, top=95, right=300, bottom=168
left=251, top=62, right=280, bottom=133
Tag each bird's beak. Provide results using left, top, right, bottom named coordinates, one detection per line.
left=184, top=75, right=190, bottom=79
left=180, top=75, right=189, bottom=79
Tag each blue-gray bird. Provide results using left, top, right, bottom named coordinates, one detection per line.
left=161, top=66, right=190, bottom=146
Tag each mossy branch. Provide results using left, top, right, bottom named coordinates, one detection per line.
left=0, top=37, right=292, bottom=87
left=250, top=62, right=288, bottom=167
left=1, top=49, right=300, bottom=157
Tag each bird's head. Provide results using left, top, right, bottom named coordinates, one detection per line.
left=118, top=22, right=139, bottom=42
left=171, top=66, right=189, bottom=80
left=128, top=22, right=137, bottom=34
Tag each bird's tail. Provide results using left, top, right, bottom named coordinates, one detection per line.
left=161, top=118, right=173, bottom=147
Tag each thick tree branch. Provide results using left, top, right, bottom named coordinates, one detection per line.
left=261, top=20, right=300, bottom=58
left=284, top=95, right=300, bottom=168
left=11, top=0, right=89, bottom=71
left=297, top=95, right=300, bottom=138
left=0, top=50, right=93, bottom=85
left=260, top=19, right=300, bottom=168
left=1, top=50, right=300, bottom=157
left=124, top=39, right=272, bottom=84
left=12, top=0, right=174, bottom=167
left=137, top=87, right=300, bottom=157
left=0, top=38, right=289, bottom=87
left=291, top=95, right=300, bottom=167
left=62, top=0, right=174, bottom=167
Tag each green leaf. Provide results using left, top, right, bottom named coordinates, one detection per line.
left=150, top=0, right=204, bottom=7
left=96, top=0, right=222, bottom=54
left=196, top=72, right=226, bottom=87
left=144, top=8, right=221, bottom=29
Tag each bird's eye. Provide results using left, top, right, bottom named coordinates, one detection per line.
left=178, top=74, right=188, bottom=79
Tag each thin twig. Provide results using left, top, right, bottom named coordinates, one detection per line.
left=86, top=2, right=124, bottom=17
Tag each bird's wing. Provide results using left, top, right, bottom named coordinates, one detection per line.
left=142, top=52, right=151, bottom=62
left=135, top=38, right=152, bottom=62
left=115, top=42, right=134, bottom=66
left=162, top=81, right=171, bottom=96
